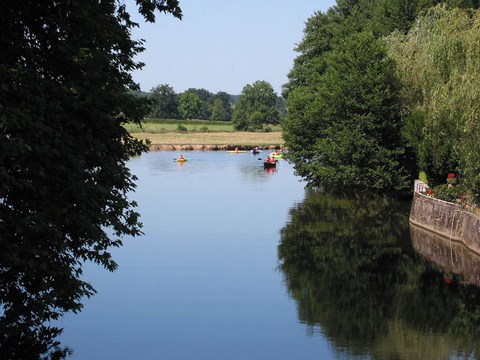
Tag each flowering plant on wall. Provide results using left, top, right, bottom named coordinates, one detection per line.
left=447, top=173, right=458, bottom=186
left=431, top=183, right=467, bottom=204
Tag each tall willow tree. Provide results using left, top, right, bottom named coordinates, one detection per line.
left=387, top=5, right=480, bottom=201
left=0, top=0, right=182, bottom=357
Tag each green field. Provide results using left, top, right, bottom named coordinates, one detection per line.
left=126, top=119, right=284, bottom=147
left=124, top=119, right=282, bottom=134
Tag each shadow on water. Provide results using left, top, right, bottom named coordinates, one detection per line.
left=278, top=190, right=480, bottom=359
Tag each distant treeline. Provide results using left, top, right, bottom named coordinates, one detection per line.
left=134, top=81, right=286, bottom=130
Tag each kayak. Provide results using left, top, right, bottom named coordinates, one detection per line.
left=269, top=152, right=283, bottom=160
left=264, top=161, right=277, bottom=169
left=177, top=158, right=187, bottom=162
left=227, top=150, right=247, bottom=153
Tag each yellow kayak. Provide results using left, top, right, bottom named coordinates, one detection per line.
left=269, top=152, right=283, bottom=159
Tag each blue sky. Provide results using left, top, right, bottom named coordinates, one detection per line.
left=128, top=0, right=337, bottom=95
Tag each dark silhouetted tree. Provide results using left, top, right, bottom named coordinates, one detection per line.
left=0, top=0, right=182, bottom=357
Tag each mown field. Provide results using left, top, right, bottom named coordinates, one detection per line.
left=126, top=119, right=284, bottom=147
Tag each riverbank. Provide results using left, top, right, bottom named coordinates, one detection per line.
left=130, top=131, right=284, bottom=151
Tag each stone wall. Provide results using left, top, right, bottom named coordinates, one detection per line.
left=409, top=182, right=480, bottom=255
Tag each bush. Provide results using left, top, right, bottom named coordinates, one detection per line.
left=431, top=183, right=466, bottom=204
left=176, top=124, right=188, bottom=133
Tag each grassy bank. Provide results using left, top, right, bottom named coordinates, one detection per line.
left=127, top=119, right=284, bottom=147
left=124, top=119, right=240, bottom=133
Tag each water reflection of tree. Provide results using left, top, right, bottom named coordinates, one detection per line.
left=278, top=190, right=480, bottom=359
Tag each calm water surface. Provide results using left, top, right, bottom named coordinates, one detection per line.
left=59, top=150, right=324, bottom=359
left=58, top=151, right=480, bottom=359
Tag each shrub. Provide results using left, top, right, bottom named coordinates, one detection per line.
left=432, top=183, right=466, bottom=204
left=176, top=124, right=188, bottom=133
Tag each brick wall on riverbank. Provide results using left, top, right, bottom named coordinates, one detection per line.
left=409, top=181, right=480, bottom=255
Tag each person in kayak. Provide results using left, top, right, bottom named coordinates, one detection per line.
left=265, top=156, right=276, bottom=164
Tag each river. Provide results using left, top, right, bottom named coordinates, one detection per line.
left=57, top=150, right=480, bottom=359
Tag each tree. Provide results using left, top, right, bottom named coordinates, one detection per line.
left=183, top=88, right=214, bottom=119
left=275, top=96, right=287, bottom=121
left=282, top=8, right=342, bottom=98
left=210, top=91, right=232, bottom=121
left=232, top=80, right=280, bottom=130
left=284, top=31, right=413, bottom=195
left=210, top=98, right=229, bottom=121
left=281, top=0, right=449, bottom=196
left=387, top=5, right=480, bottom=201
left=178, top=91, right=202, bottom=119
left=0, top=0, right=182, bottom=357
left=149, top=83, right=179, bottom=119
